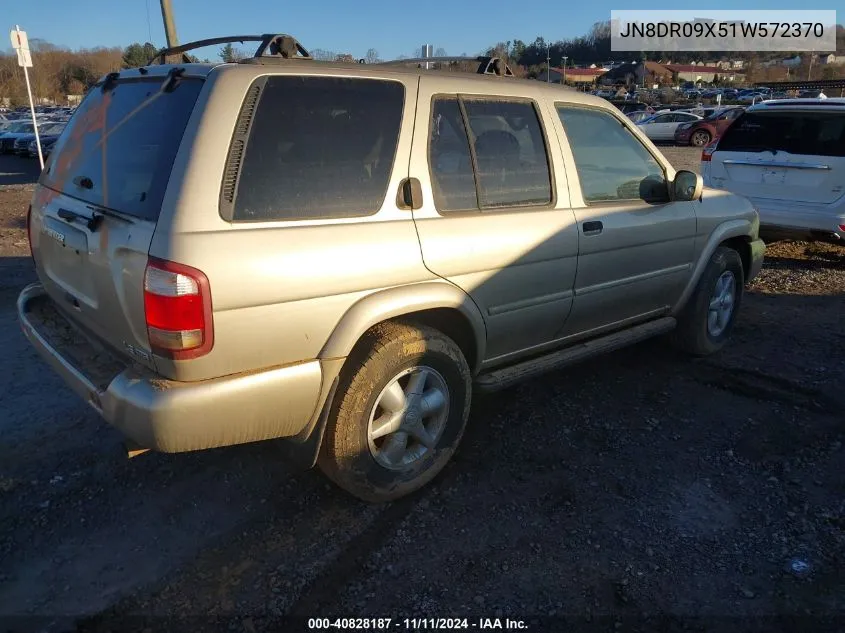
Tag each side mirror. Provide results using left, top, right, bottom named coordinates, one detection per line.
left=672, top=170, right=703, bottom=201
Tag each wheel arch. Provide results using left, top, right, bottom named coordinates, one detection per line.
left=673, top=219, right=755, bottom=315
left=319, top=281, right=488, bottom=376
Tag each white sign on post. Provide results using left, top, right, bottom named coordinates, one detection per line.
left=9, top=26, right=43, bottom=168
left=16, top=48, right=33, bottom=68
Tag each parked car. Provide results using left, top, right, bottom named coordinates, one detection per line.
left=13, top=122, right=66, bottom=155
left=627, top=109, right=661, bottom=123
left=18, top=45, right=765, bottom=502
left=637, top=111, right=702, bottom=141
left=25, top=127, right=65, bottom=159
left=0, top=121, right=36, bottom=153
left=679, top=106, right=719, bottom=119
left=674, top=106, right=745, bottom=147
left=739, top=92, right=766, bottom=104
left=702, top=97, right=845, bottom=242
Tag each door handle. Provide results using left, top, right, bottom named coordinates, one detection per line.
left=583, top=221, right=603, bottom=235
left=397, top=177, right=423, bottom=210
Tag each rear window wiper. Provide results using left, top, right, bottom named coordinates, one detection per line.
left=57, top=207, right=104, bottom=232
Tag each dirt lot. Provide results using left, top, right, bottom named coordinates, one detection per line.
left=1, top=149, right=844, bottom=633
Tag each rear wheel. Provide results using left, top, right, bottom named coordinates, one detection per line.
left=691, top=129, right=712, bottom=147
left=318, top=321, right=471, bottom=502
left=673, top=246, right=744, bottom=356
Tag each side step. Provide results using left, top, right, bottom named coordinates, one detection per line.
left=475, top=317, right=676, bottom=393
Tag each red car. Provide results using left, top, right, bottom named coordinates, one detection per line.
left=674, top=107, right=744, bottom=147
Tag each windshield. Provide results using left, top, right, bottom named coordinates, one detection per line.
left=40, top=76, right=203, bottom=221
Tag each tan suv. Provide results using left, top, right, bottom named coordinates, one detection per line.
left=18, top=35, right=765, bottom=502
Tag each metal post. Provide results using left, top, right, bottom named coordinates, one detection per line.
left=159, top=0, right=179, bottom=47
left=16, top=26, right=42, bottom=169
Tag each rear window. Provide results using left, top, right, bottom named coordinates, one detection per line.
left=40, top=76, right=203, bottom=221
left=229, top=76, right=404, bottom=222
left=718, top=111, right=845, bottom=158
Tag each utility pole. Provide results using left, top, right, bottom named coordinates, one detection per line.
left=546, top=44, right=551, bottom=83
left=159, top=0, right=179, bottom=48
left=807, top=52, right=814, bottom=81
left=562, top=56, right=568, bottom=85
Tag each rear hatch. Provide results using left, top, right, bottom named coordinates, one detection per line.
left=31, top=71, right=205, bottom=370
left=706, top=107, right=845, bottom=205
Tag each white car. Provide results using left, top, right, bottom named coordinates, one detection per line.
left=636, top=111, right=702, bottom=141
left=703, top=98, right=845, bottom=242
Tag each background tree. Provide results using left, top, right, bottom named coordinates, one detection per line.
left=122, top=42, right=158, bottom=68
left=365, top=48, right=381, bottom=63
left=218, top=43, right=247, bottom=62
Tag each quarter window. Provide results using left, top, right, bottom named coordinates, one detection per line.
left=557, top=106, right=668, bottom=204
left=230, top=76, right=404, bottom=222
left=429, top=97, right=552, bottom=212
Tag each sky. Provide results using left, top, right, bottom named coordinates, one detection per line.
left=5, top=0, right=842, bottom=60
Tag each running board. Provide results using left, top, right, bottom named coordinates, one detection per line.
left=475, top=317, right=676, bottom=393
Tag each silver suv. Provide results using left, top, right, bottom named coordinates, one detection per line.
left=18, top=35, right=765, bottom=502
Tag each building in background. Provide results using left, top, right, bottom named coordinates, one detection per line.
left=536, top=67, right=605, bottom=85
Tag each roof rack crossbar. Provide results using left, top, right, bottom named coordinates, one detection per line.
left=148, top=33, right=311, bottom=65
left=376, top=56, right=515, bottom=77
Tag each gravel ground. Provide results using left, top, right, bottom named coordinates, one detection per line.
left=1, top=149, right=844, bottom=633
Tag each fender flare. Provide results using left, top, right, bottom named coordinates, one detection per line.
left=318, top=281, right=488, bottom=374
left=673, top=219, right=754, bottom=314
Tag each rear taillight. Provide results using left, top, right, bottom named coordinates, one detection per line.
left=701, top=141, right=718, bottom=162
left=839, top=225, right=845, bottom=233
left=143, top=258, right=213, bottom=360
left=26, top=205, right=34, bottom=260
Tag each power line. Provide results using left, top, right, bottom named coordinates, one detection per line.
left=145, top=0, right=153, bottom=44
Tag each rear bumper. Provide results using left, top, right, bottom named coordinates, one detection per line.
left=674, top=130, right=692, bottom=144
left=17, top=283, right=327, bottom=453
left=750, top=198, right=845, bottom=241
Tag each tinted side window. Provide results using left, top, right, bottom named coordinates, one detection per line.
left=231, top=76, right=404, bottom=222
left=557, top=106, right=668, bottom=204
left=429, top=98, right=477, bottom=212
left=463, top=100, right=552, bottom=208
left=428, top=97, right=552, bottom=212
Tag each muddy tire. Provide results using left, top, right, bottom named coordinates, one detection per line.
left=317, top=321, right=472, bottom=503
left=673, top=246, right=744, bottom=356
left=691, top=129, right=712, bottom=147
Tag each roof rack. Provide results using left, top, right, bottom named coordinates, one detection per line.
left=376, top=56, right=515, bottom=77
left=148, top=33, right=311, bottom=65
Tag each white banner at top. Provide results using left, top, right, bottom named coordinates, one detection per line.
left=610, top=10, right=837, bottom=52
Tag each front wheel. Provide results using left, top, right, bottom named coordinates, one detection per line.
left=673, top=247, right=744, bottom=356
left=691, top=130, right=712, bottom=147
left=318, top=321, right=472, bottom=502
